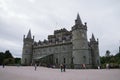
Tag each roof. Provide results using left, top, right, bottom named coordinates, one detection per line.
left=33, top=54, right=53, bottom=60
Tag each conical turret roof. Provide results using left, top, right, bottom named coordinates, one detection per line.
left=75, top=13, right=83, bottom=25
left=91, top=33, right=96, bottom=41
left=27, top=29, right=32, bottom=39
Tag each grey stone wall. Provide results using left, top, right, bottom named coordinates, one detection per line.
left=32, top=42, right=72, bottom=68
left=21, top=38, right=33, bottom=65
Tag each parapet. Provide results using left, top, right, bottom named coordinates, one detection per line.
left=33, top=28, right=72, bottom=47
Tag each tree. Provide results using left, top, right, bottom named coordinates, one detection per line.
left=0, top=50, right=22, bottom=65
left=15, top=58, right=21, bottom=64
left=100, top=52, right=120, bottom=68
left=0, top=50, right=15, bottom=65
left=0, top=52, right=5, bottom=65
left=115, top=53, right=120, bottom=64
left=115, top=52, right=120, bottom=57
left=3, top=58, right=15, bottom=65
left=4, top=50, right=13, bottom=59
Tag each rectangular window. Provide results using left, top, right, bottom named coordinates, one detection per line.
left=83, top=56, right=86, bottom=63
left=71, top=57, right=73, bottom=64
left=56, top=58, right=58, bottom=64
left=64, top=58, right=66, bottom=63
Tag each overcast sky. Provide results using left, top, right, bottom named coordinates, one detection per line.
left=0, top=0, right=120, bottom=57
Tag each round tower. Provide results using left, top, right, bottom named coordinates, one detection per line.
left=21, top=30, right=34, bottom=65
left=90, top=34, right=100, bottom=67
left=72, top=14, right=90, bottom=68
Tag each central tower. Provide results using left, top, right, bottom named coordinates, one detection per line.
left=72, top=14, right=90, bottom=68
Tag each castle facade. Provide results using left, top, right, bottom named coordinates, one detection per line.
left=21, top=14, right=100, bottom=68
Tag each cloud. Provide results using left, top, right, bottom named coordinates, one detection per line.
left=0, top=0, right=120, bottom=57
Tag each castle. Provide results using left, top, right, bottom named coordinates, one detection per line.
left=21, top=14, right=100, bottom=68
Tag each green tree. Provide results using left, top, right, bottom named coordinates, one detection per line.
left=15, top=58, right=21, bottom=64
left=4, top=50, right=13, bottom=59
left=115, top=53, right=120, bottom=64
left=3, top=58, right=15, bottom=65
left=0, top=52, right=5, bottom=65
left=100, top=52, right=120, bottom=68
left=0, top=50, right=15, bottom=65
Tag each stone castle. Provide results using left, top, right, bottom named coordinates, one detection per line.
left=21, top=14, right=100, bottom=68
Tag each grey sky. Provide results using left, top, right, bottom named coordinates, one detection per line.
left=0, top=0, right=120, bottom=57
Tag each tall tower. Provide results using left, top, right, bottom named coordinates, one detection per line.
left=72, top=14, right=90, bottom=68
left=21, top=30, right=34, bottom=65
left=90, top=34, right=100, bottom=67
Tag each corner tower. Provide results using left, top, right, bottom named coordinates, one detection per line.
left=72, top=14, right=90, bottom=68
left=21, top=30, right=34, bottom=65
left=90, top=34, right=100, bottom=67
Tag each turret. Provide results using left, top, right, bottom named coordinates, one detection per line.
left=72, top=14, right=90, bottom=68
left=75, top=13, right=83, bottom=25
left=27, top=29, right=32, bottom=39
left=21, top=29, right=34, bottom=65
left=90, top=34, right=100, bottom=67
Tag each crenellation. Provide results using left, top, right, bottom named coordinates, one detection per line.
left=33, top=32, right=72, bottom=48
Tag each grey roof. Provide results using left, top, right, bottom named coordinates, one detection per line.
left=91, top=33, right=96, bottom=41
left=33, top=54, right=53, bottom=60
left=27, top=29, right=32, bottom=39
left=76, top=13, right=83, bottom=25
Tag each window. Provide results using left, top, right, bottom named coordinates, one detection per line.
left=56, top=58, right=58, bottom=64
left=49, top=48, right=51, bottom=52
left=25, top=58, right=27, bottom=64
left=25, top=50, right=28, bottom=53
left=64, top=58, right=66, bottom=63
left=97, top=60, right=99, bottom=65
left=62, top=46, right=65, bottom=50
left=83, top=56, right=86, bottom=63
left=71, top=57, right=73, bottom=64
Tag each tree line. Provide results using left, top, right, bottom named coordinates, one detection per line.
left=0, top=50, right=120, bottom=68
left=0, top=50, right=21, bottom=65
left=100, top=50, right=120, bottom=68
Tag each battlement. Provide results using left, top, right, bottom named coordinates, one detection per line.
left=33, top=28, right=72, bottom=47
left=54, top=28, right=68, bottom=34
